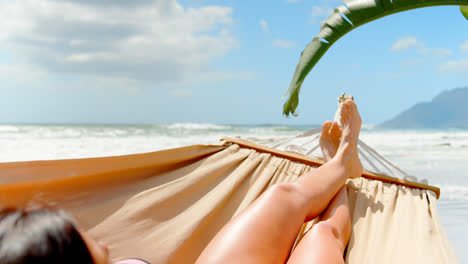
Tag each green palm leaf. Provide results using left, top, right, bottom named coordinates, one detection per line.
left=462, top=6, right=468, bottom=20
left=284, top=0, right=468, bottom=117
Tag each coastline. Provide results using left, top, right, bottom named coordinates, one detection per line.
left=0, top=123, right=467, bottom=262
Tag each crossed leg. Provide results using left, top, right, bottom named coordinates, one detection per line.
left=195, top=100, right=362, bottom=264
left=287, top=121, right=352, bottom=264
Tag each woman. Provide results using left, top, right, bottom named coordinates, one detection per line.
left=0, top=100, right=362, bottom=264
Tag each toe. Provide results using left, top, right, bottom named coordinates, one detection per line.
left=344, top=100, right=357, bottom=113
left=340, top=104, right=350, bottom=123
left=330, top=121, right=342, bottom=138
left=321, top=121, right=333, bottom=134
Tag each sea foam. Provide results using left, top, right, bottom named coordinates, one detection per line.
left=0, top=124, right=467, bottom=202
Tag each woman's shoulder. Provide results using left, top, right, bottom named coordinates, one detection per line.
left=113, top=258, right=151, bottom=264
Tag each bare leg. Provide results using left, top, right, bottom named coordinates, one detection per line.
left=287, top=121, right=352, bottom=264
left=196, top=100, right=362, bottom=264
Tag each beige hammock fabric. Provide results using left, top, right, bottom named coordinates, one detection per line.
left=0, top=142, right=458, bottom=264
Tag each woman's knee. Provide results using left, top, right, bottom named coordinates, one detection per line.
left=310, top=221, right=348, bottom=251
left=268, top=182, right=299, bottom=196
left=313, top=222, right=339, bottom=239
left=265, top=183, right=307, bottom=212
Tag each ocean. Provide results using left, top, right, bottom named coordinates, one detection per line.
left=1, top=124, right=467, bottom=262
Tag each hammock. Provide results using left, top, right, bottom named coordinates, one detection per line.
left=0, top=136, right=457, bottom=263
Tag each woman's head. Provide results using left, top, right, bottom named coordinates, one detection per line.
left=0, top=208, right=109, bottom=264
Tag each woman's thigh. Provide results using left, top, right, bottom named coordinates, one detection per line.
left=195, top=183, right=309, bottom=264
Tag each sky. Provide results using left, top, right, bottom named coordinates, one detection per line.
left=0, top=0, right=467, bottom=125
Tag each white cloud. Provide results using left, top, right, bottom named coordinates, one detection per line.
left=67, top=53, right=92, bottom=63
left=0, top=61, right=147, bottom=93
left=431, top=48, right=452, bottom=57
left=438, top=39, right=468, bottom=77
left=0, top=0, right=238, bottom=84
left=260, top=19, right=269, bottom=33
left=461, top=40, right=468, bottom=53
left=391, top=37, right=424, bottom=51
left=391, top=36, right=452, bottom=57
left=309, top=6, right=333, bottom=24
left=438, top=58, right=468, bottom=75
left=273, top=39, right=295, bottom=49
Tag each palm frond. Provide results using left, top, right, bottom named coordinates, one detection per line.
left=284, top=0, right=468, bottom=117
left=462, top=6, right=468, bottom=20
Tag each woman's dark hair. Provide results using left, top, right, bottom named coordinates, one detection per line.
left=0, top=208, right=95, bottom=264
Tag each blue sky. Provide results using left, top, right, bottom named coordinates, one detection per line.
left=0, top=0, right=467, bottom=125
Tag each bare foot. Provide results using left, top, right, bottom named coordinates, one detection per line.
left=335, top=100, right=363, bottom=178
left=319, top=121, right=342, bottom=162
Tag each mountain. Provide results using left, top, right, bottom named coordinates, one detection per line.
left=379, top=87, right=468, bottom=129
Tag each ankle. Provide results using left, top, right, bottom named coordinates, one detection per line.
left=331, top=151, right=362, bottom=178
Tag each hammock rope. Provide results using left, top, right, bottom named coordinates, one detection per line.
left=239, top=93, right=434, bottom=194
